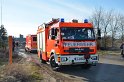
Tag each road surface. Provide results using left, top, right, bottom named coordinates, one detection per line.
left=19, top=48, right=124, bottom=82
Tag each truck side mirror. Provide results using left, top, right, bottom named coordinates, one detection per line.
left=97, top=28, right=101, bottom=40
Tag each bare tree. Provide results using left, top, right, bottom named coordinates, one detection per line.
left=119, top=15, right=124, bottom=42
left=90, top=7, right=114, bottom=49
left=90, top=7, right=104, bottom=49
left=101, top=10, right=113, bottom=49
left=90, top=7, right=124, bottom=49
left=110, top=13, right=120, bottom=47
left=91, top=7, right=103, bottom=29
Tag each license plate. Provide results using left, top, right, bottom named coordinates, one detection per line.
left=75, top=57, right=84, bottom=60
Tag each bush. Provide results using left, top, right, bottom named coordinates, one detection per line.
left=0, top=25, right=8, bottom=50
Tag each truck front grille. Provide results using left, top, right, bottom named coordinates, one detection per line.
left=64, top=47, right=94, bottom=53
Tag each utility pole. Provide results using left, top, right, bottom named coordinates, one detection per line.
left=1, top=0, right=3, bottom=25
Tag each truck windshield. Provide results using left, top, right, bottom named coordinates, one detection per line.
left=60, top=27, right=95, bottom=40
left=33, top=37, right=37, bottom=41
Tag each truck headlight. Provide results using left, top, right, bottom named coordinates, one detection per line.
left=91, top=56, right=97, bottom=60
left=61, top=57, right=67, bottom=62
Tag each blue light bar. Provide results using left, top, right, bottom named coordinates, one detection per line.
left=84, top=19, right=88, bottom=23
left=60, top=18, right=64, bottom=22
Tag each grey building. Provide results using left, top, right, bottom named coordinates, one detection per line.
left=15, top=34, right=26, bottom=43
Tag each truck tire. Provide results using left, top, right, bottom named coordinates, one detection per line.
left=25, top=48, right=27, bottom=52
left=50, top=54, right=60, bottom=71
left=81, top=64, right=92, bottom=69
left=29, top=50, right=32, bottom=53
left=40, top=54, right=46, bottom=64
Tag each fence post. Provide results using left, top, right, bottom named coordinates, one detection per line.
left=8, top=36, right=12, bottom=64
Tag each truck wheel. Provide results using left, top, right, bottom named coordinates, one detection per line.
left=40, top=54, right=46, bottom=64
left=50, top=55, right=59, bottom=71
left=25, top=48, right=27, bottom=52
left=81, top=64, right=92, bottom=69
left=29, top=50, right=32, bottom=53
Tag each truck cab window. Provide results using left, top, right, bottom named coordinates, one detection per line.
left=33, top=37, right=37, bottom=41
left=49, top=28, right=56, bottom=40
left=55, top=28, right=59, bottom=40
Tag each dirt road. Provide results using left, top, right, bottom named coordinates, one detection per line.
left=19, top=48, right=124, bottom=82
left=58, top=55, right=124, bottom=82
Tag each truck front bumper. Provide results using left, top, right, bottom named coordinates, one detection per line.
left=56, top=54, right=99, bottom=65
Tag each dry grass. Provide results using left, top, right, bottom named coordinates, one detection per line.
left=0, top=50, right=43, bottom=82
left=0, top=61, right=43, bottom=82
left=0, top=50, right=9, bottom=66
left=97, top=50, right=121, bottom=55
left=0, top=48, right=23, bottom=66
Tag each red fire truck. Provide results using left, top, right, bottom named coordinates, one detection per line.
left=37, top=18, right=100, bottom=70
left=25, top=34, right=37, bottom=52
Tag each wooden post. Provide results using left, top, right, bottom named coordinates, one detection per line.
left=8, top=36, right=12, bottom=64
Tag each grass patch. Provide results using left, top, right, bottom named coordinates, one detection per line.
left=0, top=49, right=22, bottom=67
left=97, top=50, right=121, bottom=55
left=0, top=61, right=43, bottom=82
left=0, top=62, right=7, bottom=66
left=0, top=51, right=9, bottom=67
left=0, top=50, right=43, bottom=82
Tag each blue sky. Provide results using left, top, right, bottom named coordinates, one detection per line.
left=1, top=0, right=124, bottom=37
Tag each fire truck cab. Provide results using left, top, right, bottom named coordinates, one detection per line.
left=37, top=18, right=99, bottom=70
